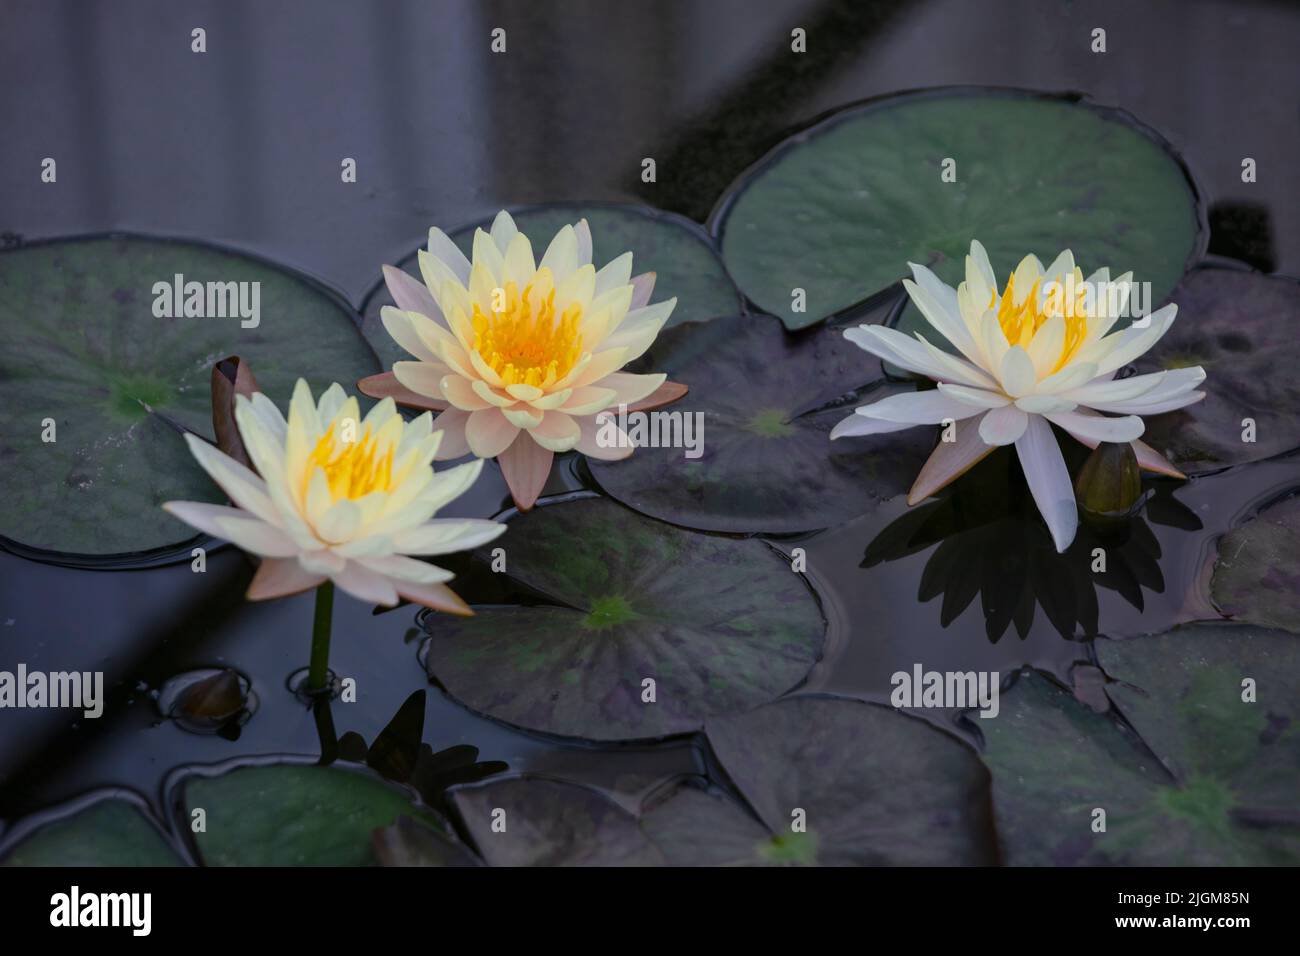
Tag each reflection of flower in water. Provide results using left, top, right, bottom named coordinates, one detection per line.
left=861, top=449, right=1201, bottom=642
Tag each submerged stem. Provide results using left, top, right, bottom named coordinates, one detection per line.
left=307, top=581, right=335, bottom=693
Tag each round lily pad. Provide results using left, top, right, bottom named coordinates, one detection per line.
left=588, top=313, right=936, bottom=533
left=451, top=776, right=664, bottom=866
left=0, top=236, right=379, bottom=558
left=715, top=89, right=1201, bottom=329
left=361, top=203, right=741, bottom=370
left=1211, top=493, right=1300, bottom=633
left=1136, top=268, right=1300, bottom=474
left=1, top=798, right=181, bottom=866
left=424, top=496, right=825, bottom=742
left=184, top=763, right=444, bottom=866
left=701, top=695, right=997, bottom=864
left=984, top=624, right=1300, bottom=865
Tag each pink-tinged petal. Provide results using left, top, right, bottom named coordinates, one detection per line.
left=528, top=387, right=574, bottom=411
left=430, top=408, right=472, bottom=460
left=505, top=382, right=544, bottom=402
left=560, top=385, right=619, bottom=415
left=358, top=371, right=448, bottom=411
left=465, top=407, right=521, bottom=458
left=588, top=371, right=667, bottom=407
left=395, top=579, right=474, bottom=617
left=907, top=418, right=997, bottom=504
left=830, top=412, right=916, bottom=440
left=332, top=561, right=400, bottom=606
left=246, top=558, right=326, bottom=601
left=393, top=361, right=447, bottom=400
left=626, top=380, right=687, bottom=413
left=1129, top=439, right=1187, bottom=479
left=629, top=271, right=657, bottom=310
left=440, top=374, right=492, bottom=411
left=214, top=515, right=301, bottom=557
left=1044, top=410, right=1144, bottom=444
left=1015, top=416, right=1078, bottom=552
left=575, top=414, right=634, bottom=460
left=503, top=405, right=544, bottom=429
left=530, top=411, right=581, bottom=452
left=572, top=346, right=631, bottom=388
left=382, top=266, right=445, bottom=328
left=469, top=378, right=515, bottom=408
left=978, top=405, right=1029, bottom=445
left=497, top=433, right=555, bottom=511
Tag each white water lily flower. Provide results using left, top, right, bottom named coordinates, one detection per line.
left=832, top=241, right=1206, bottom=552
left=359, top=210, right=687, bottom=510
left=163, top=379, right=504, bottom=612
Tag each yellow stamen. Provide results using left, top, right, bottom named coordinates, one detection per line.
left=304, top=422, right=394, bottom=501
left=470, top=268, right=583, bottom=388
left=992, top=269, right=1090, bottom=373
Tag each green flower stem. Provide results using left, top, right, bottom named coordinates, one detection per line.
left=307, top=581, right=335, bottom=693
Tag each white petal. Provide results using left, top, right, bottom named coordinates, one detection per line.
left=214, top=515, right=301, bottom=557
left=857, top=389, right=986, bottom=424
left=182, top=434, right=280, bottom=527
left=978, top=405, right=1029, bottom=445
left=392, top=518, right=506, bottom=555
left=332, top=561, right=400, bottom=606
left=998, top=346, right=1037, bottom=398
left=830, top=411, right=916, bottom=439
left=427, top=227, right=471, bottom=284
left=936, top=383, right=1011, bottom=409
left=1045, top=410, right=1145, bottom=444
left=1014, top=416, right=1078, bottom=552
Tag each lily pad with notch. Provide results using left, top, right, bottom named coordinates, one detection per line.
left=360, top=203, right=742, bottom=370
left=698, top=695, right=998, bottom=864
left=715, top=88, right=1201, bottom=329
left=0, top=236, right=379, bottom=559
left=983, top=624, right=1300, bottom=865
left=1135, top=268, right=1300, bottom=474
left=588, top=313, right=936, bottom=534
left=423, top=496, right=825, bottom=741
left=184, top=763, right=446, bottom=866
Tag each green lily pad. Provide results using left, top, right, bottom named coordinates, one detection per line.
left=451, top=776, right=665, bottom=866
left=1, top=798, right=182, bottom=866
left=716, top=89, right=1201, bottom=329
left=0, top=236, right=379, bottom=558
left=984, top=624, right=1300, bottom=865
left=1211, top=493, right=1300, bottom=633
left=185, top=763, right=444, bottom=866
left=701, top=695, right=997, bottom=864
left=424, top=496, right=825, bottom=742
left=588, top=313, right=936, bottom=533
left=361, top=203, right=741, bottom=370
left=1136, top=268, right=1300, bottom=474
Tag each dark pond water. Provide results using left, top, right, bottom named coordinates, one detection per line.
left=1, top=0, right=1298, bottom=858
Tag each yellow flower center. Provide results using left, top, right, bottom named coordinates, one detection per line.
left=993, top=270, right=1090, bottom=373
left=304, top=422, right=394, bottom=501
left=471, top=269, right=583, bottom=389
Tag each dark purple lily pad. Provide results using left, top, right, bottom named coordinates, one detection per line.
left=1136, top=268, right=1300, bottom=474
left=702, top=695, right=997, bottom=865
left=983, top=624, right=1300, bottom=865
left=1211, top=493, right=1300, bottom=633
left=588, top=313, right=936, bottom=534
left=424, top=496, right=825, bottom=742
left=450, top=776, right=664, bottom=866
